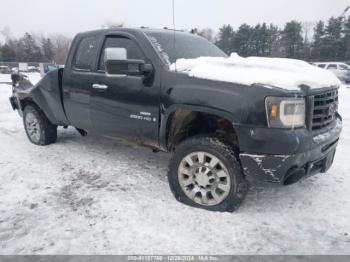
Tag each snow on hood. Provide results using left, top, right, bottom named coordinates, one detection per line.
left=170, top=53, right=341, bottom=91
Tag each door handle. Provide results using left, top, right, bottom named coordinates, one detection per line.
left=92, top=84, right=108, bottom=90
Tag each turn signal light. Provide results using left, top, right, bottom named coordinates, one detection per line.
left=270, top=104, right=278, bottom=118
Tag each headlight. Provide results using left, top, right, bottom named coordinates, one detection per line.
left=265, top=97, right=306, bottom=128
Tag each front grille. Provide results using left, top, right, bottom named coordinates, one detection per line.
left=312, top=90, right=338, bottom=131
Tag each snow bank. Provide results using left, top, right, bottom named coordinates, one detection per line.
left=25, top=72, right=42, bottom=85
left=0, top=73, right=41, bottom=86
left=0, top=73, right=11, bottom=83
left=170, top=53, right=341, bottom=91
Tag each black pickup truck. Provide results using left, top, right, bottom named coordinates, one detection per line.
left=10, top=28, right=342, bottom=212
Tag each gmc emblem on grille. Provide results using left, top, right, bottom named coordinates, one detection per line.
left=328, top=103, right=337, bottom=115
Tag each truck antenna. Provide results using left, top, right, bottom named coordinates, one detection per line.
left=172, top=0, right=177, bottom=71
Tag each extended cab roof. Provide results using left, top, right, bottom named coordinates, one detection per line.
left=76, top=27, right=190, bottom=38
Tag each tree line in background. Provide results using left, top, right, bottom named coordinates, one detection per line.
left=0, top=15, right=349, bottom=64
left=193, top=16, right=350, bottom=61
left=0, top=32, right=71, bottom=64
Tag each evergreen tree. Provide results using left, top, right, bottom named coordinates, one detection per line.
left=20, top=33, right=43, bottom=62
left=251, top=23, right=270, bottom=56
left=41, top=38, right=54, bottom=62
left=311, top=21, right=326, bottom=60
left=251, top=24, right=262, bottom=56
left=343, top=16, right=350, bottom=60
left=327, top=17, right=343, bottom=40
left=318, top=17, right=346, bottom=61
left=0, top=40, right=18, bottom=62
left=281, top=21, right=304, bottom=58
left=234, top=24, right=254, bottom=57
left=259, top=23, right=270, bottom=56
left=267, top=24, right=282, bottom=57
left=215, top=25, right=235, bottom=55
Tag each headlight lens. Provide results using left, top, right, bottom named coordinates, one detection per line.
left=265, top=97, right=306, bottom=128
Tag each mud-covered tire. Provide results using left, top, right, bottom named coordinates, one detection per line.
left=23, top=104, right=57, bottom=145
left=168, top=136, right=248, bottom=212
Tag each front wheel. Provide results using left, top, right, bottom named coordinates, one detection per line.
left=168, top=136, right=248, bottom=212
left=23, top=104, right=57, bottom=145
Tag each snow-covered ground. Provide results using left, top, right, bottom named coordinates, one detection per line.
left=0, top=73, right=12, bottom=84
left=0, top=73, right=349, bottom=254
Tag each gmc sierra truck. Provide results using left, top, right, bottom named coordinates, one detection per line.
left=10, top=28, right=342, bottom=212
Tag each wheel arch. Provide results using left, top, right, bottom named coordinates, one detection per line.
left=160, top=104, right=240, bottom=152
left=18, top=97, right=56, bottom=126
left=17, top=97, right=38, bottom=116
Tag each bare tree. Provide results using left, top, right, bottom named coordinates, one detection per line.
left=198, top=28, right=215, bottom=42
left=302, top=21, right=315, bottom=42
left=51, top=34, right=72, bottom=64
left=190, top=28, right=215, bottom=42
left=302, top=21, right=315, bottom=60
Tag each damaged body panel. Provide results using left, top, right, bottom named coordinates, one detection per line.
left=11, top=69, right=69, bottom=126
left=240, top=117, right=341, bottom=183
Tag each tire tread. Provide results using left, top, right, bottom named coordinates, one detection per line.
left=23, top=104, right=57, bottom=146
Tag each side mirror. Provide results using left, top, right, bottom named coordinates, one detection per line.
left=104, top=47, right=153, bottom=77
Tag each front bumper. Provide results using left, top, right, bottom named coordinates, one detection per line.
left=237, top=116, right=342, bottom=184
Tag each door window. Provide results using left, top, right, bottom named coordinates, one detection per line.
left=327, top=64, right=338, bottom=70
left=98, top=36, right=145, bottom=71
left=73, top=35, right=100, bottom=71
left=317, top=64, right=326, bottom=68
left=339, top=64, right=350, bottom=71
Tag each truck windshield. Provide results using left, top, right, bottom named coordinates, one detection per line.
left=145, top=31, right=227, bottom=66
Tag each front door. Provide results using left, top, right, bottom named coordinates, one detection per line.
left=90, top=35, right=160, bottom=145
left=63, top=34, right=101, bottom=130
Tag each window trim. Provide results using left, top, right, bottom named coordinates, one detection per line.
left=72, top=34, right=101, bottom=72
left=96, top=33, right=147, bottom=73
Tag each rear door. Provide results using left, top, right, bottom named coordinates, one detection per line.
left=62, top=34, right=101, bottom=130
left=90, top=34, right=160, bottom=145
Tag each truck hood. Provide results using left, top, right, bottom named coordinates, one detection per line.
left=170, top=53, right=341, bottom=91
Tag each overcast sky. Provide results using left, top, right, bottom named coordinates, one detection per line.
left=1, top=0, right=350, bottom=38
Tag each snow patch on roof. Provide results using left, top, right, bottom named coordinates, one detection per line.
left=170, top=53, right=341, bottom=91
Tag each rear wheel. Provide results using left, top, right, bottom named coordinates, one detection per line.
left=23, top=105, right=57, bottom=145
left=168, top=136, right=248, bottom=212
